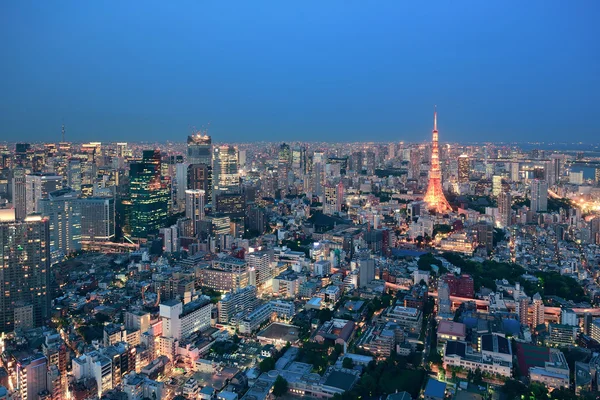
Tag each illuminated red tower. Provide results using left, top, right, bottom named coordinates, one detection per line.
left=423, top=107, right=452, bottom=213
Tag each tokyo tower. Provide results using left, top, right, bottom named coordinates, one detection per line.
left=423, top=107, right=452, bottom=213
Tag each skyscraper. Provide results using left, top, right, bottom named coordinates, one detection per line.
left=39, top=189, right=82, bottom=254
left=187, top=133, right=212, bottom=165
left=423, top=108, right=452, bottom=213
left=492, top=175, right=503, bottom=197
left=498, top=191, right=512, bottom=228
left=278, top=143, right=292, bottom=195
left=0, top=210, right=51, bottom=332
left=323, top=181, right=343, bottom=215
left=185, top=189, right=205, bottom=235
left=530, top=179, right=548, bottom=212
left=127, top=150, right=169, bottom=238
left=25, top=173, right=63, bottom=216
left=79, top=196, right=115, bottom=242
left=212, top=145, right=239, bottom=203
left=11, top=167, right=27, bottom=220
left=457, top=154, right=469, bottom=183
left=187, top=163, right=212, bottom=201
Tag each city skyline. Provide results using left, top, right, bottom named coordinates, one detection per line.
left=2, top=1, right=599, bottom=143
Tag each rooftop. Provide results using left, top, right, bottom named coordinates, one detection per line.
left=424, top=378, right=446, bottom=399
left=437, top=320, right=466, bottom=337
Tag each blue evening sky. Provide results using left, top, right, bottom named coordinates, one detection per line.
left=1, top=1, right=598, bottom=143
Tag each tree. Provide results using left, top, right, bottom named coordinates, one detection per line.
left=259, top=357, right=275, bottom=373
left=318, top=308, right=333, bottom=324
left=501, top=379, right=528, bottom=399
left=342, top=357, right=354, bottom=369
left=272, top=376, right=288, bottom=398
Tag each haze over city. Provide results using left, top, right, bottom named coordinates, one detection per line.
left=2, top=1, right=599, bottom=143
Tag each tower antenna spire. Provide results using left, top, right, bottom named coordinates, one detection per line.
left=61, top=122, right=65, bottom=142
left=433, top=105, right=437, bottom=132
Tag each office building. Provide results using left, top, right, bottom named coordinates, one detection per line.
left=457, top=155, right=469, bottom=183
left=160, top=297, right=212, bottom=340
left=199, top=256, right=248, bottom=291
left=530, top=179, right=548, bottom=212
left=79, top=196, right=115, bottom=241
left=187, top=133, right=212, bottom=165
left=39, top=188, right=82, bottom=254
left=212, top=145, right=239, bottom=202
left=127, top=150, right=169, bottom=238
left=358, top=257, right=375, bottom=287
left=185, top=189, right=205, bottom=234
left=0, top=211, right=51, bottom=332
left=187, top=163, right=212, bottom=196
left=25, top=173, right=63, bottom=215
left=11, top=167, right=27, bottom=220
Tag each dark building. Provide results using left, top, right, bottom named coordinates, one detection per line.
left=476, top=222, right=494, bottom=253
left=441, top=273, right=475, bottom=298
left=246, top=205, right=266, bottom=235
left=0, top=213, right=51, bottom=332
left=364, top=229, right=383, bottom=256
left=187, top=163, right=212, bottom=203
left=215, top=193, right=245, bottom=218
left=126, top=150, right=169, bottom=238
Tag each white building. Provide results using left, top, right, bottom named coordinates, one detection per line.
left=160, top=297, right=212, bottom=341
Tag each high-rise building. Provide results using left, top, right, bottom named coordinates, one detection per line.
left=160, top=225, right=178, bottom=253
left=127, top=150, right=169, bottom=238
left=358, top=257, right=375, bottom=287
left=498, top=191, right=512, bottom=228
left=187, top=163, right=212, bottom=201
left=39, top=188, right=82, bottom=254
left=278, top=143, right=292, bottom=195
left=476, top=222, right=494, bottom=253
left=458, top=154, right=469, bottom=183
left=68, top=159, right=83, bottom=192
left=11, top=167, right=27, bottom=220
left=185, top=189, right=205, bottom=235
left=532, top=292, right=545, bottom=328
left=0, top=210, right=51, bottom=332
left=510, top=162, right=520, bottom=182
left=531, top=179, right=548, bottom=212
left=246, top=251, right=272, bottom=289
left=217, top=286, right=258, bottom=324
left=596, top=168, right=600, bottom=185
left=187, top=133, right=212, bottom=165
left=292, top=146, right=306, bottom=171
left=212, top=145, right=239, bottom=203
left=323, top=181, right=343, bottom=215
left=549, top=154, right=565, bottom=185
left=25, top=173, right=63, bottom=216
left=492, top=175, right=503, bottom=197
left=79, top=196, right=115, bottom=242
left=423, top=108, right=452, bottom=213
left=518, top=297, right=530, bottom=327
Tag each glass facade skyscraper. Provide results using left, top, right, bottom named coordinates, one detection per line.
left=187, top=134, right=212, bottom=165
left=127, top=150, right=169, bottom=238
